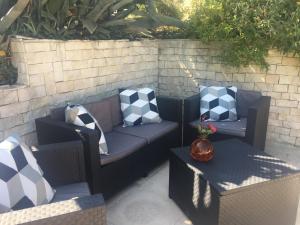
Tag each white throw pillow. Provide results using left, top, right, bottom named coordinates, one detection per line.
left=119, top=88, right=162, bottom=127
left=65, top=104, right=108, bottom=155
left=0, top=135, right=55, bottom=213
left=200, top=86, right=238, bottom=121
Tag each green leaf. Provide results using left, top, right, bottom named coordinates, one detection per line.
left=0, top=0, right=30, bottom=34
left=146, top=0, right=184, bottom=28
left=0, top=0, right=11, bottom=17
left=46, top=0, right=65, bottom=15
left=81, top=18, right=98, bottom=33
left=111, top=0, right=134, bottom=13
left=41, top=0, right=49, bottom=6
left=86, top=0, right=118, bottom=22
left=78, top=0, right=92, bottom=16
left=115, top=5, right=136, bottom=19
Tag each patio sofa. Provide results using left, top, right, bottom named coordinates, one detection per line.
left=183, top=89, right=271, bottom=150
left=0, top=140, right=106, bottom=225
left=35, top=95, right=182, bottom=199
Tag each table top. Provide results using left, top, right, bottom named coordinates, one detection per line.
left=171, top=139, right=300, bottom=196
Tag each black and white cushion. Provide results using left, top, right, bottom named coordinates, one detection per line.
left=119, top=88, right=162, bottom=126
left=200, top=86, right=237, bottom=121
left=0, top=135, right=55, bottom=213
left=65, top=104, right=108, bottom=155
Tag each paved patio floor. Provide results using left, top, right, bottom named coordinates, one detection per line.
left=107, top=143, right=300, bottom=225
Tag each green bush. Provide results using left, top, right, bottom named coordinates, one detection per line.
left=188, top=0, right=300, bottom=68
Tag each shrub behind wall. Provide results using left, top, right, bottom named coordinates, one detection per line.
left=188, top=0, right=300, bottom=68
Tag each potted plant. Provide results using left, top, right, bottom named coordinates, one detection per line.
left=190, top=116, right=217, bottom=162
left=0, top=50, right=17, bottom=85
left=0, top=0, right=29, bottom=86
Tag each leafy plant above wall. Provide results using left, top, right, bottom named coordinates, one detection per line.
left=0, top=0, right=185, bottom=85
left=0, top=0, right=29, bottom=85
left=6, top=0, right=184, bottom=40
left=188, top=0, right=300, bottom=68
left=0, top=0, right=29, bottom=50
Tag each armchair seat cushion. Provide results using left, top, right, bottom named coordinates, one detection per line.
left=52, top=182, right=90, bottom=203
left=100, top=132, right=147, bottom=165
left=113, top=120, right=178, bottom=144
left=190, top=118, right=247, bottom=137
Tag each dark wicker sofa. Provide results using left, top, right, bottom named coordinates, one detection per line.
left=35, top=95, right=182, bottom=199
left=0, top=140, right=106, bottom=225
left=183, top=89, right=271, bottom=150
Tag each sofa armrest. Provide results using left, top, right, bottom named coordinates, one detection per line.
left=32, top=141, right=86, bottom=187
left=35, top=117, right=101, bottom=194
left=35, top=117, right=95, bottom=145
left=183, top=93, right=200, bottom=123
left=245, top=96, right=271, bottom=150
left=157, top=96, right=182, bottom=124
left=0, top=194, right=106, bottom=225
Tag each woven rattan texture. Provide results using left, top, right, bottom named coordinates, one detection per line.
left=172, top=139, right=300, bottom=195
left=0, top=195, right=106, bottom=225
left=219, top=177, right=300, bottom=225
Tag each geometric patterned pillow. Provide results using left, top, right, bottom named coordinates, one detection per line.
left=119, top=88, right=162, bottom=127
left=0, top=135, right=55, bottom=213
left=200, top=86, right=238, bottom=121
left=65, top=104, right=108, bottom=155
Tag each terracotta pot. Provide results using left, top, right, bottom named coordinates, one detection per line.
left=190, top=138, right=214, bottom=162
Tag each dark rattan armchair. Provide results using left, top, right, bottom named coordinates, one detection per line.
left=0, top=141, right=106, bottom=225
left=183, top=89, right=271, bottom=150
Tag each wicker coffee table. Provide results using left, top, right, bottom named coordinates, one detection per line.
left=169, top=139, right=300, bottom=225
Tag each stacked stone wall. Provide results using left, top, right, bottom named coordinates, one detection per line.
left=0, top=38, right=158, bottom=144
left=158, top=40, right=300, bottom=147
left=1, top=38, right=299, bottom=148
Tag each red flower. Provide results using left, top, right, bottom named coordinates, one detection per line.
left=207, top=124, right=217, bottom=134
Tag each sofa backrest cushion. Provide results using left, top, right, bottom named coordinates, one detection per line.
left=106, top=95, right=122, bottom=127
left=236, top=89, right=262, bottom=117
left=51, top=107, right=65, bottom=121
left=84, top=100, right=113, bottom=133
left=50, top=95, right=122, bottom=133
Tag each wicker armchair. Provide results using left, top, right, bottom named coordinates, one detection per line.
left=183, top=89, right=271, bottom=150
left=0, top=141, right=106, bottom=225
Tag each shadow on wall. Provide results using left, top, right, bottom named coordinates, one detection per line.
left=159, top=46, right=270, bottom=98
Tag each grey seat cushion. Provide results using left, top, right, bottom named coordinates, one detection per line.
left=113, top=120, right=178, bottom=144
left=51, top=182, right=90, bottom=203
left=190, top=118, right=247, bottom=137
left=101, top=131, right=147, bottom=165
left=236, top=89, right=262, bottom=117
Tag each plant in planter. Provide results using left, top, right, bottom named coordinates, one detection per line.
left=6, top=0, right=184, bottom=40
left=0, top=54, right=18, bottom=85
left=0, top=0, right=29, bottom=85
left=190, top=116, right=217, bottom=162
left=0, top=0, right=185, bottom=85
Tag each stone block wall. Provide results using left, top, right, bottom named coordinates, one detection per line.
left=0, top=38, right=158, bottom=145
left=158, top=39, right=300, bottom=147
left=1, top=38, right=299, bottom=148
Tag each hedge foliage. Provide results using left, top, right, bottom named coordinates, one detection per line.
left=188, top=0, right=300, bottom=68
